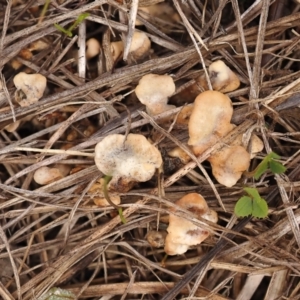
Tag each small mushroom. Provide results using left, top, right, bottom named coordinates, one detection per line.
left=207, top=60, right=240, bottom=93
left=188, top=90, right=233, bottom=155
left=168, top=146, right=191, bottom=164
left=33, top=166, right=63, bottom=185
left=135, top=73, right=176, bottom=115
left=110, top=41, right=124, bottom=62
left=13, top=72, right=47, bottom=107
left=128, top=31, right=151, bottom=60
left=146, top=230, right=167, bottom=248
left=86, top=38, right=101, bottom=60
left=165, top=193, right=218, bottom=255
left=207, top=145, right=250, bottom=187
left=94, top=133, right=162, bottom=192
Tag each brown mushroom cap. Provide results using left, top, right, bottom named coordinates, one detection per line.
left=135, top=73, right=176, bottom=115
left=164, top=193, right=218, bottom=255
left=94, top=133, right=162, bottom=192
left=188, top=90, right=233, bottom=155
left=86, top=38, right=101, bottom=60
left=208, top=145, right=250, bottom=187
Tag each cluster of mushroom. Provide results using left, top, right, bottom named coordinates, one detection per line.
left=86, top=31, right=151, bottom=63
left=134, top=61, right=263, bottom=187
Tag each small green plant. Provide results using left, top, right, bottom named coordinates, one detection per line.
left=234, top=187, right=268, bottom=218
left=54, top=13, right=90, bottom=37
left=253, top=151, right=286, bottom=180
left=37, top=287, right=75, bottom=300
left=235, top=151, right=286, bottom=218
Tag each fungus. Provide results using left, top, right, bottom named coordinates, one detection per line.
left=13, top=72, right=47, bottom=107
left=146, top=230, right=167, bottom=248
left=168, top=147, right=191, bottom=164
left=188, top=90, right=233, bottom=155
left=128, top=31, right=151, bottom=61
left=135, top=73, right=176, bottom=115
left=207, top=60, right=240, bottom=93
left=34, top=166, right=63, bottom=185
left=110, top=41, right=124, bottom=62
left=86, top=38, right=101, bottom=60
left=165, top=193, right=218, bottom=255
left=207, top=145, right=251, bottom=187
left=94, top=133, right=162, bottom=192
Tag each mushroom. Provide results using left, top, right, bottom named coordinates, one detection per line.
left=207, top=60, right=240, bottom=93
left=135, top=73, right=176, bottom=115
left=168, top=146, right=191, bottom=164
left=207, top=145, right=251, bottom=187
left=34, top=166, right=63, bottom=185
left=146, top=230, right=167, bottom=248
left=165, top=193, right=218, bottom=255
left=128, top=31, right=151, bottom=61
left=94, top=133, right=162, bottom=192
left=188, top=90, right=233, bottom=156
left=110, top=41, right=124, bottom=62
left=86, top=38, right=101, bottom=60
left=13, top=72, right=47, bottom=107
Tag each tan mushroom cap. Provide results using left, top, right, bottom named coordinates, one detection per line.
left=110, top=41, right=124, bottom=62
left=33, top=166, right=63, bottom=185
left=94, top=133, right=162, bottom=192
left=208, top=60, right=240, bottom=93
left=146, top=230, right=167, bottom=248
left=135, top=73, right=176, bottom=115
left=208, top=145, right=250, bottom=187
left=188, top=90, right=233, bottom=155
left=13, top=72, right=47, bottom=107
left=86, top=38, right=101, bottom=59
left=164, top=193, right=218, bottom=255
left=129, top=31, right=151, bottom=60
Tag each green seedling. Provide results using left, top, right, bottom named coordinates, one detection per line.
left=54, top=13, right=90, bottom=37
left=234, top=187, right=268, bottom=218
left=102, top=175, right=127, bottom=224
left=253, top=151, right=286, bottom=180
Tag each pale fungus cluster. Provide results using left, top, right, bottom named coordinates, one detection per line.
left=90, top=60, right=263, bottom=255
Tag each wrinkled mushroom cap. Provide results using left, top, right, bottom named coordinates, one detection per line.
left=164, top=193, right=218, bottom=255
left=135, top=73, right=176, bottom=115
left=188, top=91, right=233, bottom=155
left=95, top=133, right=162, bottom=192
left=208, top=60, right=240, bottom=93
left=208, top=145, right=250, bottom=187
left=13, top=72, right=47, bottom=107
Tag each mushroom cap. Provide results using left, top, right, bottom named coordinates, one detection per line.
left=135, top=73, right=175, bottom=115
left=13, top=72, right=47, bottom=107
left=208, top=60, right=240, bottom=93
left=164, top=193, right=218, bottom=255
left=110, top=41, right=124, bottom=62
left=146, top=230, right=167, bottom=248
left=208, top=145, right=250, bottom=187
left=188, top=91, right=233, bottom=155
left=86, top=38, right=101, bottom=59
left=33, top=166, right=63, bottom=185
left=129, top=31, right=151, bottom=60
left=95, top=133, right=162, bottom=190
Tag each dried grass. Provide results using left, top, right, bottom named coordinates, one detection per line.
left=0, top=0, right=300, bottom=299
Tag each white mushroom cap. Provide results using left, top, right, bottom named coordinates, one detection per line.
left=208, top=60, right=240, bottom=93
left=208, top=145, right=250, bottom=187
left=94, top=133, right=162, bottom=192
left=13, top=72, right=47, bottom=107
left=86, top=38, right=101, bottom=60
left=33, top=166, right=63, bottom=185
left=129, top=31, right=151, bottom=60
left=165, top=193, right=218, bottom=255
left=188, top=91, right=233, bottom=155
left=135, top=73, right=176, bottom=115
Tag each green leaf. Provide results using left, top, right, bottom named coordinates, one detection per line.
left=234, top=196, right=253, bottom=217
left=269, top=160, right=286, bottom=175
left=252, top=197, right=268, bottom=218
left=254, top=159, right=269, bottom=180
left=267, top=151, right=280, bottom=160
left=244, top=187, right=260, bottom=200
left=54, top=23, right=72, bottom=37
left=68, top=12, right=90, bottom=32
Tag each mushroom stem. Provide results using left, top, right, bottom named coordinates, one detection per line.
left=103, top=175, right=127, bottom=224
